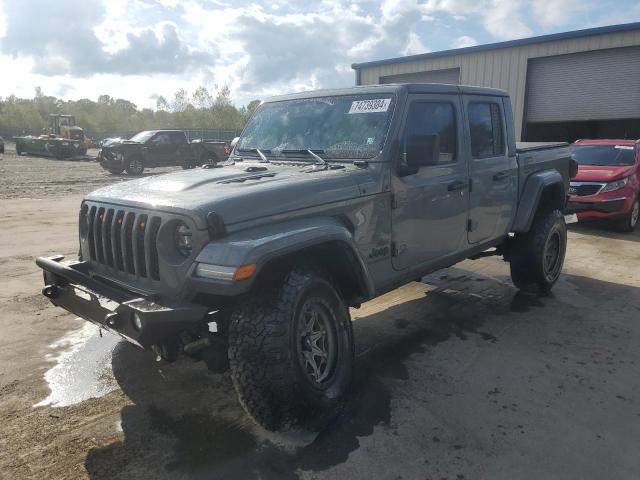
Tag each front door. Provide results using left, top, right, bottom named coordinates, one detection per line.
left=146, top=131, right=174, bottom=166
left=391, top=94, right=469, bottom=271
left=464, top=96, right=518, bottom=244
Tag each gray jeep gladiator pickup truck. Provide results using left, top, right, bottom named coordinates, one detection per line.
left=37, top=84, right=576, bottom=430
left=99, top=129, right=230, bottom=175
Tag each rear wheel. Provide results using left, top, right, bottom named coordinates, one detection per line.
left=615, top=198, right=639, bottom=233
left=125, top=156, right=144, bottom=176
left=107, top=166, right=124, bottom=175
left=228, top=267, right=354, bottom=430
left=509, top=209, right=567, bottom=293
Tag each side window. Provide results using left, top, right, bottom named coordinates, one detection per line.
left=405, top=102, right=457, bottom=164
left=171, top=131, right=187, bottom=144
left=151, top=132, right=171, bottom=145
left=468, top=102, right=504, bottom=158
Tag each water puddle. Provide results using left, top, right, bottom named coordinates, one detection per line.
left=34, top=322, right=121, bottom=407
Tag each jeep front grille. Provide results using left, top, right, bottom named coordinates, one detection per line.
left=87, top=206, right=161, bottom=281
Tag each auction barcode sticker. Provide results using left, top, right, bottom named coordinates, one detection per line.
left=348, top=98, right=391, bottom=114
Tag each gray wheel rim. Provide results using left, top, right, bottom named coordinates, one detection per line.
left=631, top=200, right=639, bottom=228
left=297, top=299, right=337, bottom=385
left=543, top=230, right=563, bottom=282
left=129, top=158, right=142, bottom=173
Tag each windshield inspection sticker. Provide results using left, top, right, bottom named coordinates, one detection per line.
left=615, top=145, right=634, bottom=150
left=348, top=98, right=391, bottom=114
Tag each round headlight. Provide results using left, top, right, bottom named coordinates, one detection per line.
left=174, top=222, right=193, bottom=257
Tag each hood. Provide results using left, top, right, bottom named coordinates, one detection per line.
left=573, top=164, right=637, bottom=182
left=86, top=162, right=376, bottom=228
left=101, top=138, right=136, bottom=148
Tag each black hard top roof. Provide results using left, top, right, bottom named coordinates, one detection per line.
left=265, top=83, right=508, bottom=103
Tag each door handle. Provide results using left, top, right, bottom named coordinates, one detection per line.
left=493, top=171, right=509, bottom=181
left=447, top=180, right=468, bottom=191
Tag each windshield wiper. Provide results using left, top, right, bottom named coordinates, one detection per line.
left=237, top=148, right=270, bottom=163
left=280, top=149, right=327, bottom=167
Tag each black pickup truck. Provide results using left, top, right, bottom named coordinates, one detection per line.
left=99, top=130, right=231, bottom=175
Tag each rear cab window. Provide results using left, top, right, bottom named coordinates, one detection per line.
left=468, top=102, right=505, bottom=158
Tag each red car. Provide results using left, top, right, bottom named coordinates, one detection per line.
left=567, top=139, right=640, bottom=232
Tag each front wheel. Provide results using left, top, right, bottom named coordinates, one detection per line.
left=615, top=198, right=639, bottom=233
left=228, top=267, right=354, bottom=430
left=125, top=156, right=144, bottom=176
left=509, top=209, right=567, bottom=293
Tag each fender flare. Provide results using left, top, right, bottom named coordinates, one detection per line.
left=512, top=170, right=565, bottom=232
left=194, top=217, right=375, bottom=298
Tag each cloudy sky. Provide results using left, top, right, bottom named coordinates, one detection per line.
left=0, top=0, right=638, bottom=108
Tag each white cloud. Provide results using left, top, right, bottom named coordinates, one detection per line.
left=482, top=0, right=532, bottom=39
left=403, top=31, right=430, bottom=55
left=531, top=0, right=590, bottom=28
left=454, top=35, right=478, bottom=48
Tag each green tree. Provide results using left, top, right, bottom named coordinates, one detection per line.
left=0, top=87, right=258, bottom=137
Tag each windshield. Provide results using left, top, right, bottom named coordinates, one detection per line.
left=237, top=94, right=395, bottom=159
left=570, top=145, right=636, bottom=166
left=129, top=131, right=155, bottom=143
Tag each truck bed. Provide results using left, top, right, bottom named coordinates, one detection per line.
left=516, top=142, right=568, bottom=152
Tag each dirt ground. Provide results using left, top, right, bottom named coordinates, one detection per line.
left=1, top=145, right=639, bottom=480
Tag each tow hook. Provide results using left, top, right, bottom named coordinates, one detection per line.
left=42, top=284, right=59, bottom=299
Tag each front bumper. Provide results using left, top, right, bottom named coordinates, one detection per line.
left=37, top=255, right=208, bottom=348
left=98, top=149, right=123, bottom=169
left=566, top=197, right=627, bottom=214
left=566, top=187, right=636, bottom=221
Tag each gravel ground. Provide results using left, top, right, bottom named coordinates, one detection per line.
left=0, top=150, right=639, bottom=479
left=0, top=142, right=180, bottom=199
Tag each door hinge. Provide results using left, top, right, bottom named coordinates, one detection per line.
left=467, top=219, right=474, bottom=232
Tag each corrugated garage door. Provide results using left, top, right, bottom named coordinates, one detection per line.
left=380, top=67, right=460, bottom=84
left=526, top=46, right=640, bottom=122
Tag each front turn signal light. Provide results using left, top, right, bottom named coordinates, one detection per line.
left=233, top=264, right=257, bottom=281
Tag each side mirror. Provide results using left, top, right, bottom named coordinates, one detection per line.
left=230, top=137, right=240, bottom=149
left=406, top=134, right=440, bottom=168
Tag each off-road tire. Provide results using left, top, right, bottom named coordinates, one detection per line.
left=125, top=156, right=144, bottom=176
left=509, top=209, right=567, bottom=293
left=228, top=267, right=354, bottom=430
left=615, top=197, right=639, bottom=233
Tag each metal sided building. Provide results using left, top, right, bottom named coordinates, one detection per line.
left=352, top=22, right=640, bottom=142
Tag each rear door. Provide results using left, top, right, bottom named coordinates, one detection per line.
left=391, top=93, right=469, bottom=270
left=169, top=131, right=191, bottom=165
left=464, top=96, right=518, bottom=244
